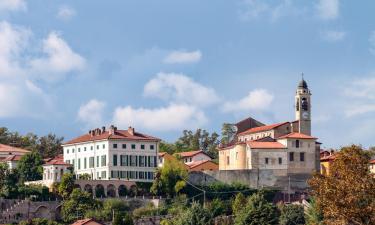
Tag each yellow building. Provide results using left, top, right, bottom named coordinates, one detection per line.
left=369, top=159, right=375, bottom=174
left=320, top=150, right=336, bottom=176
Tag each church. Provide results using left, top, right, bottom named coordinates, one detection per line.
left=218, top=78, right=321, bottom=174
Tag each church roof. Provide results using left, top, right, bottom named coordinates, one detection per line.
left=278, top=132, right=317, bottom=139
left=298, top=79, right=308, bottom=89
left=246, top=141, right=286, bottom=149
left=238, top=122, right=289, bottom=136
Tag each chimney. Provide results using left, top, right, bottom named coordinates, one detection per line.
left=89, top=130, right=94, bottom=137
left=128, top=126, right=134, bottom=136
left=102, top=126, right=106, bottom=133
left=109, top=125, right=116, bottom=135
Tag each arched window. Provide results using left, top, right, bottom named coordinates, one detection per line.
left=301, top=98, right=308, bottom=111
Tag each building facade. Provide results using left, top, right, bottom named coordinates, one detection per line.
left=63, top=126, right=160, bottom=182
left=218, top=78, right=320, bottom=174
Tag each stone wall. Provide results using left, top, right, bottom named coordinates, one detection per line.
left=188, top=169, right=311, bottom=193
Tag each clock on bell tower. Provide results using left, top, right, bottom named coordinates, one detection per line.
left=295, top=74, right=311, bottom=135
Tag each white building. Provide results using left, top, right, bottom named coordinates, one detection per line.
left=176, top=150, right=212, bottom=163
left=63, top=126, right=160, bottom=182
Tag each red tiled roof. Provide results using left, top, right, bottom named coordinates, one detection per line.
left=238, top=122, right=289, bottom=135
left=278, top=132, right=317, bottom=139
left=370, top=159, right=375, bottom=164
left=0, top=144, right=30, bottom=154
left=44, top=155, right=70, bottom=166
left=185, top=159, right=217, bottom=169
left=320, top=154, right=336, bottom=162
left=1, top=155, right=23, bottom=162
left=158, top=152, right=167, bottom=157
left=71, top=218, right=102, bottom=225
left=246, top=141, right=286, bottom=149
left=217, top=142, right=246, bottom=151
left=64, top=129, right=160, bottom=145
left=176, top=150, right=210, bottom=158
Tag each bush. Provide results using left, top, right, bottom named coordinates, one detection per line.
left=279, top=204, right=305, bottom=225
left=19, top=218, right=63, bottom=225
left=132, top=203, right=159, bottom=219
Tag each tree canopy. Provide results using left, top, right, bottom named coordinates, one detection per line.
left=17, top=151, right=43, bottom=181
left=309, top=145, right=375, bottom=225
left=61, top=189, right=99, bottom=223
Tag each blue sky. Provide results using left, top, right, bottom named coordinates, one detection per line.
left=1, top=0, right=375, bottom=149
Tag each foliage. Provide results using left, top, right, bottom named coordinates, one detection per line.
left=308, top=145, right=375, bottom=225
left=18, top=184, right=52, bottom=201
left=85, top=199, right=129, bottom=221
left=18, top=218, right=63, bottom=225
left=113, top=212, right=134, bottom=225
left=176, top=129, right=219, bottom=158
left=58, top=173, right=75, bottom=199
left=232, top=193, right=247, bottom=215
left=207, top=198, right=227, bottom=218
left=17, top=151, right=43, bottom=181
left=173, top=201, right=213, bottom=225
left=278, top=204, right=305, bottom=225
left=221, top=123, right=237, bottom=145
left=61, top=188, right=99, bottom=223
left=159, top=141, right=178, bottom=155
left=78, top=173, right=91, bottom=180
left=151, top=158, right=188, bottom=197
left=305, top=198, right=324, bottom=225
left=133, top=202, right=159, bottom=219
left=234, top=191, right=279, bottom=225
left=0, top=127, right=63, bottom=158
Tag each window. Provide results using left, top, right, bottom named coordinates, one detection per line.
left=278, top=157, right=282, bottom=164
left=67, top=149, right=69, bottom=154
left=84, top=158, right=87, bottom=169
left=91, top=146, right=93, bottom=150
left=120, top=155, right=126, bottom=166
left=96, top=156, right=99, bottom=167
left=96, top=145, right=99, bottom=150
left=113, top=154, right=118, bottom=166
left=141, top=144, right=145, bottom=150
left=78, top=148, right=81, bottom=152
left=66, top=160, right=70, bottom=164
left=130, top=156, right=137, bottom=166
left=131, top=144, right=136, bottom=149
left=78, top=159, right=81, bottom=170
left=139, top=156, right=145, bottom=167
left=101, top=155, right=106, bottom=167
left=113, top=144, right=118, bottom=149
left=300, top=152, right=305, bottom=162
left=111, top=171, right=119, bottom=178
left=72, top=149, right=75, bottom=153
left=226, top=156, right=230, bottom=165
left=89, top=157, right=94, bottom=168
left=102, top=144, right=105, bottom=149
left=101, top=171, right=106, bottom=179
left=236, top=152, right=238, bottom=160
left=296, top=140, right=300, bottom=148
left=150, top=145, right=154, bottom=150
left=122, top=144, right=126, bottom=149
left=84, top=147, right=86, bottom=151
left=289, top=152, right=294, bottom=161
left=265, top=158, right=269, bottom=164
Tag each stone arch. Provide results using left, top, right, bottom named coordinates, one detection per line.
left=34, top=205, right=50, bottom=219
left=55, top=205, right=62, bottom=221
left=129, top=185, right=138, bottom=197
left=84, top=184, right=93, bottom=195
left=107, top=184, right=116, bottom=198
left=118, top=185, right=128, bottom=197
left=95, top=184, right=105, bottom=198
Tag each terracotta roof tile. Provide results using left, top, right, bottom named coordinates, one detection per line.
left=64, top=129, right=160, bottom=145
left=176, top=150, right=210, bottom=158
left=185, top=159, right=217, bottom=169
left=246, top=141, right=286, bottom=149
left=278, top=132, right=317, bottom=139
left=71, top=218, right=102, bottom=225
left=238, top=122, right=289, bottom=135
left=0, top=144, right=30, bottom=153
left=370, top=159, right=375, bottom=164
left=44, top=155, right=71, bottom=166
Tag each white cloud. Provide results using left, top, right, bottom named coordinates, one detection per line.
left=343, top=77, right=375, bottom=117
left=320, top=30, right=346, bottom=42
left=0, top=0, right=26, bottom=12
left=144, top=72, right=220, bottom=107
left=222, top=89, right=274, bottom=113
left=239, top=0, right=304, bottom=22
left=30, top=31, right=86, bottom=82
left=163, top=50, right=201, bottom=64
left=113, top=104, right=207, bottom=132
left=57, top=5, right=76, bottom=21
left=78, top=99, right=106, bottom=128
left=315, top=0, right=339, bottom=20
left=345, top=104, right=375, bottom=117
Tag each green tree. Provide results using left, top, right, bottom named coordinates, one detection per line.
left=62, top=189, right=99, bottom=223
left=86, top=199, right=129, bottom=221
left=58, top=173, right=75, bottom=199
left=37, top=134, right=64, bottom=158
left=305, top=198, right=323, bottom=225
left=176, top=129, right=220, bottom=158
left=112, top=212, right=133, bottom=225
left=208, top=198, right=226, bottom=218
left=221, top=123, right=237, bottom=145
left=19, top=218, right=63, bottom=225
left=309, top=145, right=375, bottom=225
left=150, top=158, right=188, bottom=197
left=17, top=151, right=43, bottom=181
left=232, top=192, right=247, bottom=215
left=234, top=192, right=279, bottom=225
left=279, top=204, right=305, bottom=225
left=173, top=202, right=213, bottom=225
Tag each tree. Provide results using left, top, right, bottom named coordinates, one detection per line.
left=305, top=198, right=323, bottom=225
left=173, top=202, right=213, bottom=225
left=113, top=212, right=134, bottom=225
left=17, top=151, right=43, bottom=181
left=234, top=192, right=279, bottom=225
left=151, top=158, right=188, bottom=197
left=37, top=134, right=63, bottom=158
left=62, top=189, right=99, bottom=223
left=221, top=123, right=237, bottom=145
left=58, top=173, right=75, bottom=199
left=176, top=129, right=219, bottom=158
left=208, top=198, right=226, bottom=218
left=232, top=192, right=247, bottom=215
left=309, top=145, right=375, bottom=225
left=19, top=218, right=63, bottom=225
left=279, top=204, right=305, bottom=225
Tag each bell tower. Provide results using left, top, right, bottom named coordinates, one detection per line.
left=295, top=74, right=311, bottom=135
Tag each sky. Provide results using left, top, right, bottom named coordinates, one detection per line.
left=0, top=0, right=375, bottom=149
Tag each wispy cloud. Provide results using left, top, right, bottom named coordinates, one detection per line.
left=0, top=0, right=26, bottom=12
left=78, top=99, right=106, bottom=129
left=343, top=77, right=375, bottom=117
left=320, top=30, right=346, bottom=42
left=315, top=0, right=339, bottom=20
left=163, top=50, right=201, bottom=64
left=57, top=5, right=76, bottom=21
left=222, top=89, right=274, bottom=113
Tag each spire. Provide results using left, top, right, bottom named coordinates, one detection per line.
left=298, top=73, right=308, bottom=89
